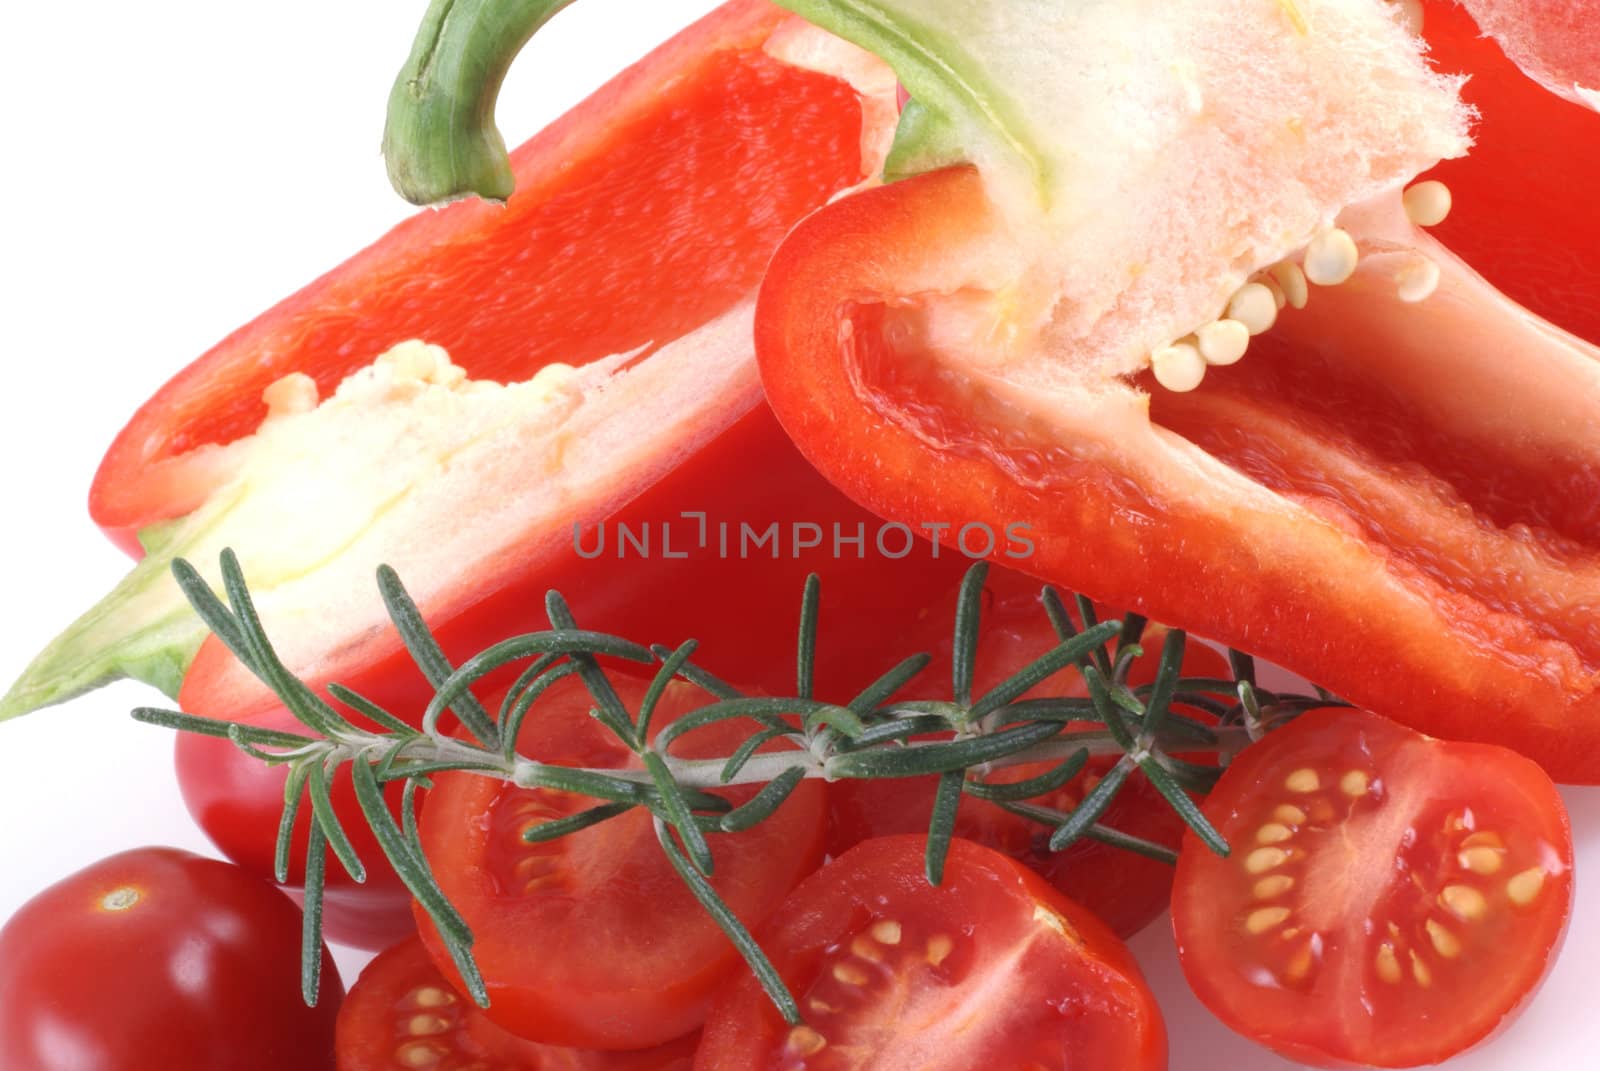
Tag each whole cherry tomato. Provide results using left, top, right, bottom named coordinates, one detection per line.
left=0, top=847, right=342, bottom=1071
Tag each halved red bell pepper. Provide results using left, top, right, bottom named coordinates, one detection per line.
left=754, top=2, right=1600, bottom=782
left=1457, top=0, right=1600, bottom=112
left=0, top=0, right=965, bottom=727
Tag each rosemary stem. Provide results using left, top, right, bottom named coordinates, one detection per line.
left=318, top=712, right=1244, bottom=795
left=506, top=748, right=824, bottom=791
left=974, top=732, right=1126, bottom=774
left=483, top=727, right=1229, bottom=791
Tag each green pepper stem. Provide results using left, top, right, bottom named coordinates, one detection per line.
left=383, top=0, right=579, bottom=205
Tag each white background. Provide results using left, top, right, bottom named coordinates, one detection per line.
left=0, top=2, right=1595, bottom=1068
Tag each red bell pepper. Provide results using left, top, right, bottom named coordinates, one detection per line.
left=0, top=0, right=963, bottom=725
left=753, top=2, right=1600, bottom=782
left=1456, top=0, right=1599, bottom=113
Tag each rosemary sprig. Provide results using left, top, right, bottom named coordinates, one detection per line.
left=135, top=551, right=1337, bottom=1021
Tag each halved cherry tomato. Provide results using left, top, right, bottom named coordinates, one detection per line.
left=695, top=835, right=1166, bottom=1070
left=1171, top=707, right=1572, bottom=1068
left=0, top=847, right=342, bottom=1071
left=337, top=937, right=696, bottom=1070
left=416, top=672, right=825, bottom=1049
left=827, top=568, right=1228, bottom=936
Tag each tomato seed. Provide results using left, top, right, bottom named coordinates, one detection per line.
left=1439, top=885, right=1487, bottom=922
left=1507, top=868, right=1547, bottom=906
left=1245, top=847, right=1289, bottom=874
left=1458, top=846, right=1505, bottom=875
left=1245, top=907, right=1291, bottom=935
left=1284, top=769, right=1320, bottom=793
left=1253, top=875, right=1294, bottom=900
left=1425, top=919, right=1462, bottom=959
left=1375, top=943, right=1402, bottom=984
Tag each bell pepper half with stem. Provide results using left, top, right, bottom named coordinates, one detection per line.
left=0, top=0, right=968, bottom=730
left=751, top=0, right=1600, bottom=783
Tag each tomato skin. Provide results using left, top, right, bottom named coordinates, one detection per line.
left=1171, top=708, right=1573, bottom=1068
left=695, top=835, right=1166, bottom=1070
left=175, top=704, right=414, bottom=950
left=416, top=673, right=826, bottom=1049
left=826, top=568, right=1227, bottom=937
left=337, top=937, right=696, bottom=1070
left=0, top=847, right=342, bottom=1071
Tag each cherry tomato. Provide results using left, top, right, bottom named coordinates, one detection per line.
left=695, top=835, right=1166, bottom=1069
left=1172, top=707, right=1573, bottom=1068
left=417, top=672, right=826, bottom=1049
left=827, top=569, right=1229, bottom=935
left=337, top=937, right=696, bottom=1070
left=177, top=704, right=414, bottom=950
left=0, top=847, right=342, bottom=1071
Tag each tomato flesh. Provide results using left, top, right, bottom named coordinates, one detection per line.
left=337, top=937, right=696, bottom=1070
left=0, top=847, right=342, bottom=1071
left=695, top=835, right=1165, bottom=1070
left=1172, top=708, right=1572, bottom=1068
left=417, top=673, right=826, bottom=1049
